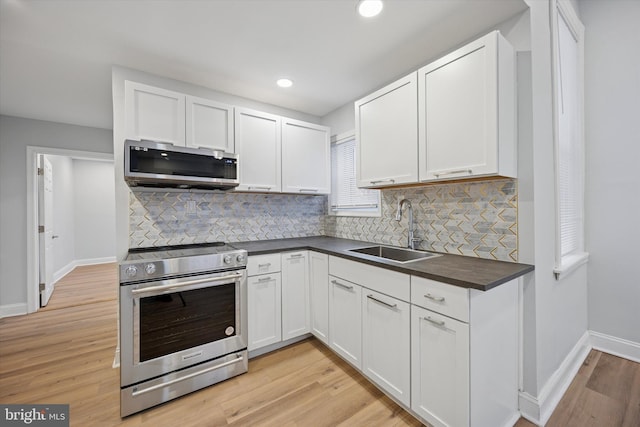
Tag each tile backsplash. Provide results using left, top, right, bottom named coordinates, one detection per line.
left=325, top=179, right=518, bottom=262
left=129, top=190, right=326, bottom=248
left=129, top=178, right=518, bottom=262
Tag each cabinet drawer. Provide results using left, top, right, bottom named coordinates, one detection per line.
left=247, top=253, right=281, bottom=276
left=411, top=276, right=469, bottom=322
left=329, top=256, right=410, bottom=302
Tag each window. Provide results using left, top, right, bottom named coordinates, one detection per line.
left=553, top=0, right=588, bottom=278
left=330, top=132, right=380, bottom=217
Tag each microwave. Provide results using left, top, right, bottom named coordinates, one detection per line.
left=124, top=140, right=239, bottom=190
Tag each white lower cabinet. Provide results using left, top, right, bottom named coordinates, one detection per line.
left=281, top=251, right=310, bottom=340
left=309, top=252, right=329, bottom=345
left=247, top=273, right=282, bottom=351
left=328, top=275, right=362, bottom=369
left=411, top=305, right=470, bottom=427
left=362, top=290, right=411, bottom=407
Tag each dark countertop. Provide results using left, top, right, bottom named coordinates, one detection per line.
left=232, top=236, right=534, bottom=291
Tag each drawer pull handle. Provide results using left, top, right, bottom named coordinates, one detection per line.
left=257, top=277, right=273, bottom=283
left=367, top=294, right=397, bottom=309
left=370, top=178, right=395, bottom=185
left=288, top=254, right=304, bottom=259
left=424, top=316, right=446, bottom=327
left=258, top=263, right=272, bottom=268
left=331, top=280, right=353, bottom=290
left=434, top=169, right=472, bottom=178
left=424, top=293, right=445, bottom=302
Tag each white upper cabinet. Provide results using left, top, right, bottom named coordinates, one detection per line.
left=281, top=119, right=331, bottom=194
left=355, top=72, right=419, bottom=188
left=418, top=31, right=516, bottom=182
left=124, top=81, right=185, bottom=145
left=234, top=108, right=282, bottom=192
left=185, top=95, right=234, bottom=152
left=124, top=81, right=235, bottom=152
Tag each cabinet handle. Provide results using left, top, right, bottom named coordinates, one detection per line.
left=367, top=294, right=397, bottom=309
left=258, top=263, right=272, bottom=268
left=370, top=178, right=395, bottom=185
left=248, top=186, right=272, bottom=191
left=331, top=280, right=353, bottom=290
left=424, top=293, right=445, bottom=302
left=433, top=169, right=472, bottom=178
left=424, top=316, right=446, bottom=327
left=257, top=276, right=273, bottom=283
left=287, top=254, right=304, bottom=259
left=299, top=188, right=319, bottom=193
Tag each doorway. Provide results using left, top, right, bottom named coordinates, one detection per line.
left=26, top=146, right=115, bottom=313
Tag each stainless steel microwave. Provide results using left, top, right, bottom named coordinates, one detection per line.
left=124, top=140, right=239, bottom=190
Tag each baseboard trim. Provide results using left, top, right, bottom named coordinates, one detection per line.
left=0, top=303, right=28, bottom=318
left=53, top=257, right=117, bottom=284
left=590, top=330, right=640, bottom=364
left=519, top=330, right=591, bottom=426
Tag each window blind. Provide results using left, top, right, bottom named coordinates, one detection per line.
left=330, top=137, right=379, bottom=211
left=557, top=9, right=583, bottom=258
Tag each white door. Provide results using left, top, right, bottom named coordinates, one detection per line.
left=309, top=252, right=329, bottom=345
left=234, top=108, right=282, bottom=192
left=281, top=119, right=331, bottom=194
left=362, top=290, right=411, bottom=407
left=38, top=155, right=55, bottom=307
left=247, top=273, right=282, bottom=351
left=281, top=252, right=310, bottom=340
left=328, top=275, right=362, bottom=369
left=185, top=95, right=234, bottom=152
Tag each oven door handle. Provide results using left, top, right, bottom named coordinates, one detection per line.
left=130, top=272, right=244, bottom=296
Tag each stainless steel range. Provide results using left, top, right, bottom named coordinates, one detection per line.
left=119, top=242, right=248, bottom=417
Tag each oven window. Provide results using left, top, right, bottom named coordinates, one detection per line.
left=139, top=283, right=236, bottom=362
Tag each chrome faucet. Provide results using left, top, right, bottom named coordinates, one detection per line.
left=396, top=199, right=419, bottom=250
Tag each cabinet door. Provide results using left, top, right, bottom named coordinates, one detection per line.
left=411, top=305, right=469, bottom=427
left=247, top=273, right=282, bottom=351
left=355, top=72, right=418, bottom=188
left=362, top=290, right=411, bottom=406
left=281, top=251, right=310, bottom=341
left=418, top=31, right=514, bottom=181
left=234, top=108, right=282, bottom=192
left=309, top=252, right=329, bottom=345
left=281, top=119, right=330, bottom=194
left=185, top=96, right=234, bottom=152
left=124, top=81, right=185, bottom=145
left=328, top=275, right=362, bottom=369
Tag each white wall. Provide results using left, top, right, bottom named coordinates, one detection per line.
left=0, top=115, right=112, bottom=312
left=581, top=0, right=640, bottom=345
left=47, top=155, right=76, bottom=275
left=72, top=159, right=116, bottom=262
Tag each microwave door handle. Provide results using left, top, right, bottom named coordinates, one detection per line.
left=130, top=273, right=243, bottom=296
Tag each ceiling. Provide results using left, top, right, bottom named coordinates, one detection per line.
left=0, top=0, right=528, bottom=130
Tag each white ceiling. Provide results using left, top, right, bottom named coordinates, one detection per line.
left=0, top=0, right=527, bottom=130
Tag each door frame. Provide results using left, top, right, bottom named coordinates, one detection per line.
left=26, top=146, right=114, bottom=313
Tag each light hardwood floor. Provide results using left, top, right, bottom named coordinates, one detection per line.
left=1, top=263, right=639, bottom=426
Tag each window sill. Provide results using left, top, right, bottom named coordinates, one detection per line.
left=329, top=210, right=381, bottom=218
left=554, top=252, right=589, bottom=280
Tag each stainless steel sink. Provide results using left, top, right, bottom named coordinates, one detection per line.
left=348, top=245, right=440, bottom=263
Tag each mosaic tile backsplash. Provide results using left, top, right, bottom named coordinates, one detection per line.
left=129, top=191, right=326, bottom=248
left=129, top=178, right=517, bottom=262
left=325, top=179, right=518, bottom=262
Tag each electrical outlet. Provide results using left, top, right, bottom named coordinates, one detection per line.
left=186, top=200, right=197, bottom=214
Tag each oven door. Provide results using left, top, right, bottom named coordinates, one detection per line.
left=120, top=269, right=247, bottom=387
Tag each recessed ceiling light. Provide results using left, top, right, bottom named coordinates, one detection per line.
left=276, top=78, right=293, bottom=88
left=357, top=0, right=383, bottom=18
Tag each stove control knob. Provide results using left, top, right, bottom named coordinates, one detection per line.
left=145, top=263, right=156, bottom=275
left=236, top=254, right=246, bottom=263
left=125, top=265, right=138, bottom=278
left=223, top=254, right=232, bottom=265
